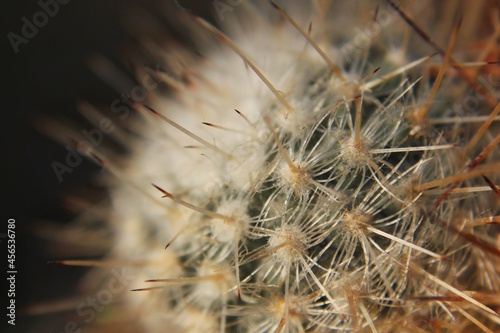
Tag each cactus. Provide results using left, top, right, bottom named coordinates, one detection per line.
left=51, top=1, right=500, bottom=332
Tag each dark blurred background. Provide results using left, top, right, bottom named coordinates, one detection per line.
left=2, top=1, right=213, bottom=332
